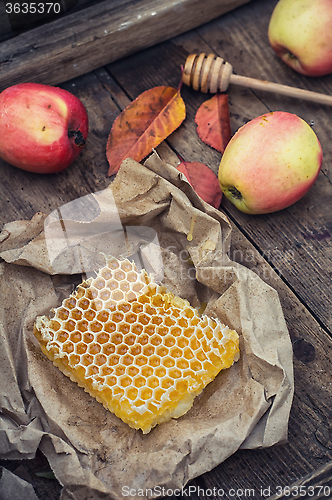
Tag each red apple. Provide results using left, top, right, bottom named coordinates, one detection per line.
left=268, top=0, right=332, bottom=77
left=0, top=83, right=88, bottom=174
left=218, top=112, right=323, bottom=214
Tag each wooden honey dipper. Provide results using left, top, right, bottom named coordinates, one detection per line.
left=183, top=53, right=332, bottom=106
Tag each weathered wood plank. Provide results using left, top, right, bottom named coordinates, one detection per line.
left=0, top=65, right=332, bottom=500
left=163, top=217, right=332, bottom=500
left=268, top=460, right=332, bottom=500
left=0, top=71, right=115, bottom=225
left=103, top=0, right=332, bottom=333
left=0, top=0, right=101, bottom=43
left=0, top=2, right=12, bottom=42
left=1, top=0, right=332, bottom=498
left=0, top=0, right=251, bottom=92
left=0, top=69, right=119, bottom=500
left=194, top=0, right=332, bottom=333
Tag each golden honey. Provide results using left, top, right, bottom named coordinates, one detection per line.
left=34, top=257, right=240, bottom=433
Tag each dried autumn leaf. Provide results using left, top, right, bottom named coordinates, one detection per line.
left=195, top=93, right=231, bottom=153
left=177, top=160, right=222, bottom=208
left=106, top=86, right=186, bottom=176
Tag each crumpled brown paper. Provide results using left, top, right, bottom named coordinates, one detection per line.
left=0, top=467, right=39, bottom=500
left=0, top=153, right=294, bottom=500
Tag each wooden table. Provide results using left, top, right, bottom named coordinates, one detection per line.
left=1, top=0, right=332, bottom=499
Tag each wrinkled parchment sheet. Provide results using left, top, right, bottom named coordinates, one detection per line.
left=0, top=153, right=294, bottom=500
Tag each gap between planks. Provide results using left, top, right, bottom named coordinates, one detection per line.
left=95, top=66, right=332, bottom=342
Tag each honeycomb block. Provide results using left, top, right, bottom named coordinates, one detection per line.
left=34, top=257, right=240, bottom=434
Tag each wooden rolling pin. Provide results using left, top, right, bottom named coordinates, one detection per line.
left=183, top=53, right=332, bottom=106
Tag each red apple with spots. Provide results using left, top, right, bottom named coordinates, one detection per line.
left=0, top=83, right=88, bottom=174
left=268, top=0, right=332, bottom=77
left=218, top=112, right=323, bottom=214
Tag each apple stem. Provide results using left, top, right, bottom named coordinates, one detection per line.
left=68, top=129, right=85, bottom=148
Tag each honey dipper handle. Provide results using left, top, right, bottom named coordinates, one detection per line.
left=230, top=74, right=332, bottom=106
left=183, top=53, right=332, bottom=106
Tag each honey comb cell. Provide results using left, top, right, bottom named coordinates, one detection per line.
left=34, top=257, right=240, bottom=434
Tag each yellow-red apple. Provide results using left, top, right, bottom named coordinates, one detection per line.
left=0, top=83, right=88, bottom=174
left=218, top=112, right=322, bottom=214
left=268, top=0, right=332, bottom=77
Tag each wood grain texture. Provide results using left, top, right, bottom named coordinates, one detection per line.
left=103, top=0, right=332, bottom=334
left=1, top=62, right=332, bottom=500
left=0, top=0, right=101, bottom=43
left=151, top=146, right=332, bottom=500
left=267, top=460, right=332, bottom=499
left=1, top=0, right=332, bottom=498
left=0, top=2, right=12, bottom=42
left=0, top=0, right=251, bottom=92
left=194, top=0, right=332, bottom=334
left=0, top=71, right=116, bottom=225
left=97, top=3, right=332, bottom=494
